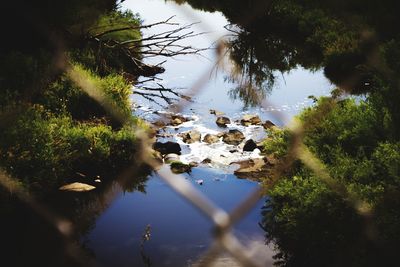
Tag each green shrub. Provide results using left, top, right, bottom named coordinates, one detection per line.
left=261, top=95, right=400, bottom=266
left=262, top=128, right=292, bottom=159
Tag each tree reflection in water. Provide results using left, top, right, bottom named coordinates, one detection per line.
left=0, top=164, right=151, bottom=267
left=175, top=0, right=400, bottom=266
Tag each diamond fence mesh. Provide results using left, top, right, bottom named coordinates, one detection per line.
left=0, top=1, right=384, bottom=266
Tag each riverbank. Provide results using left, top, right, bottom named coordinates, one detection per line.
left=0, top=8, right=155, bottom=193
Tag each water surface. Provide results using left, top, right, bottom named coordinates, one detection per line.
left=81, top=0, right=333, bottom=266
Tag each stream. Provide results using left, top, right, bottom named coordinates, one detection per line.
left=80, top=0, right=332, bottom=266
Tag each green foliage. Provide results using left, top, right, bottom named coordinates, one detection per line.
left=89, top=10, right=142, bottom=43
left=300, top=97, right=381, bottom=160
left=0, top=106, right=138, bottom=192
left=39, top=63, right=132, bottom=123
left=0, top=1, right=147, bottom=196
left=262, top=128, right=292, bottom=159
left=261, top=95, right=400, bottom=266
left=72, top=10, right=143, bottom=76
left=262, top=174, right=364, bottom=266
left=176, top=0, right=400, bottom=101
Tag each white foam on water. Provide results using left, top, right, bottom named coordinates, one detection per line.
left=140, top=105, right=271, bottom=172
left=173, top=121, right=265, bottom=171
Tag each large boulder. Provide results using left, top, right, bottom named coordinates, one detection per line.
left=222, top=129, right=245, bottom=145
left=263, top=120, right=276, bottom=129
left=216, top=116, right=231, bottom=127
left=179, top=130, right=201, bottom=144
left=153, top=141, right=181, bottom=155
left=203, top=133, right=220, bottom=144
left=241, top=115, right=262, bottom=126
left=243, top=139, right=258, bottom=151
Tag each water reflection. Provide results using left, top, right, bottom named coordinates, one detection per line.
left=223, top=29, right=274, bottom=107
left=0, top=164, right=151, bottom=267
left=84, top=167, right=268, bottom=267
left=169, top=1, right=400, bottom=266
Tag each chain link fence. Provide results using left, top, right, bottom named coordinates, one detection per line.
left=0, top=1, right=385, bottom=266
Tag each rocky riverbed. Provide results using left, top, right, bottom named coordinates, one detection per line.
left=146, top=107, right=277, bottom=179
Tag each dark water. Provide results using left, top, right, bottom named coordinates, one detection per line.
left=84, top=168, right=266, bottom=266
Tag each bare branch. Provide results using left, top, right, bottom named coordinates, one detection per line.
left=89, top=15, right=179, bottom=39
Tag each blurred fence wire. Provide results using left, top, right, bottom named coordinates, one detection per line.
left=0, top=1, right=382, bottom=266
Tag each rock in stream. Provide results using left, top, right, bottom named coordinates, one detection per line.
left=216, top=116, right=231, bottom=127
left=241, top=115, right=262, bottom=126
left=222, top=129, right=245, bottom=145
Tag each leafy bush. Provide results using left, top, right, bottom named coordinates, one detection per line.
left=262, top=173, right=364, bottom=267
left=261, top=95, right=400, bottom=266
left=262, top=128, right=292, bottom=159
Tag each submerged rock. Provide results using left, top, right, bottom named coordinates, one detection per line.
left=180, top=130, right=201, bottom=144
left=153, top=141, right=181, bottom=155
left=263, top=120, right=276, bottom=129
left=203, top=133, right=220, bottom=144
left=243, top=139, right=258, bottom=152
left=222, top=129, right=245, bottom=145
left=59, top=182, right=96, bottom=192
left=170, top=161, right=191, bottom=174
left=241, top=115, right=262, bottom=126
left=216, top=116, right=231, bottom=127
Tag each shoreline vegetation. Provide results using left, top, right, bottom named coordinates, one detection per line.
left=2, top=0, right=400, bottom=266
left=173, top=0, right=400, bottom=266
left=0, top=2, right=159, bottom=193
left=0, top=0, right=208, bottom=194
left=176, top=0, right=400, bottom=266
